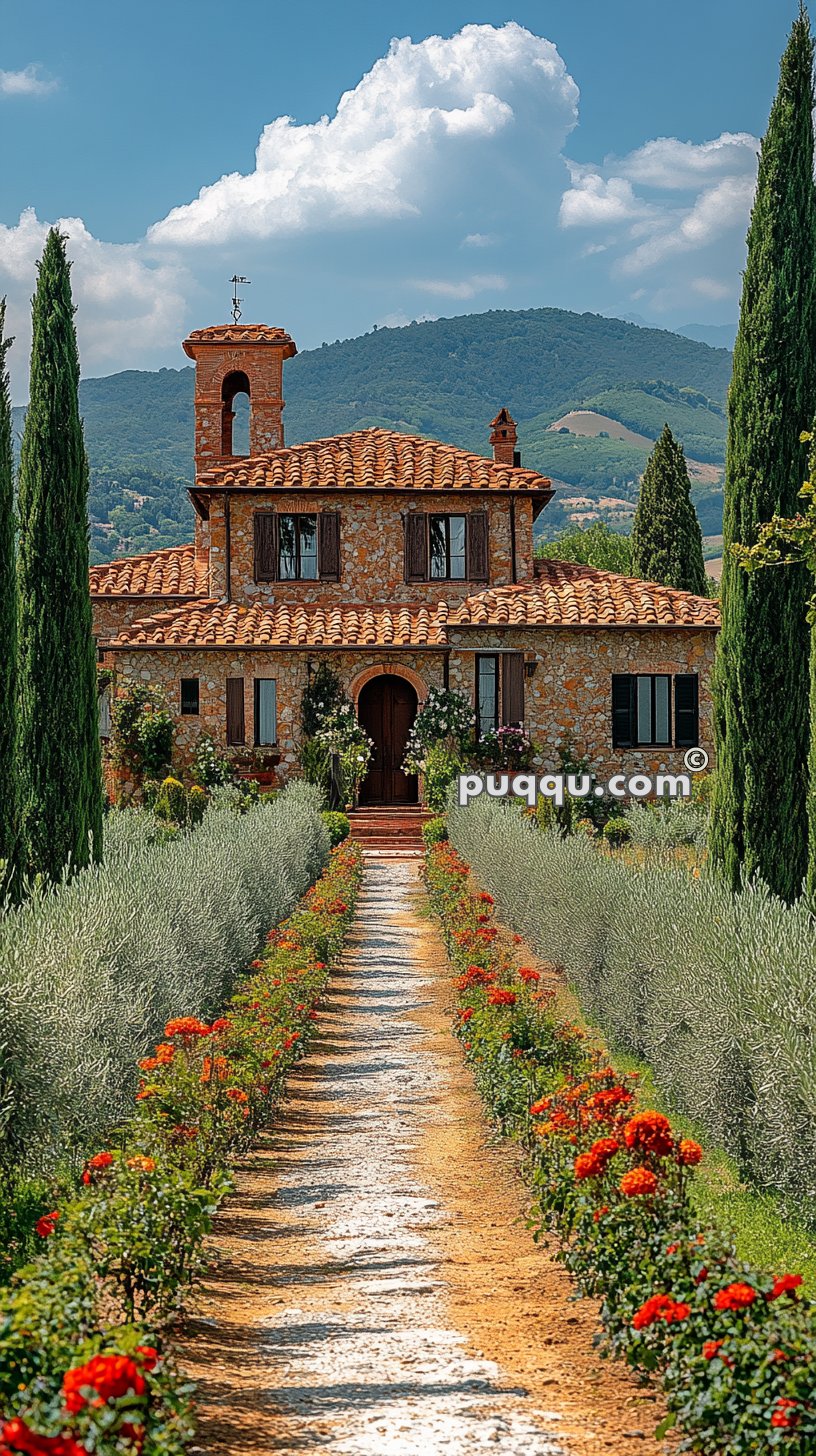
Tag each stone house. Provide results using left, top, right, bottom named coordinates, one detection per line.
left=91, top=322, right=720, bottom=804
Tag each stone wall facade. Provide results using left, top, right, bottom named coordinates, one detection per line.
left=203, top=491, right=536, bottom=604
left=108, top=625, right=716, bottom=789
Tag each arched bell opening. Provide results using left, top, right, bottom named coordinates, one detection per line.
left=221, top=370, right=251, bottom=457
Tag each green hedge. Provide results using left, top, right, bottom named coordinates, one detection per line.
left=447, top=797, right=816, bottom=1222
left=0, top=784, right=328, bottom=1175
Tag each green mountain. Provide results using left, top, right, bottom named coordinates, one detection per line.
left=11, top=307, right=733, bottom=564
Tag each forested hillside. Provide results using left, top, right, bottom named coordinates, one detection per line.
left=11, top=307, right=733, bottom=563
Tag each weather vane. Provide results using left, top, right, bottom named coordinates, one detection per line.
left=229, top=274, right=250, bottom=324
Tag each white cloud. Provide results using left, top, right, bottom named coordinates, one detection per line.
left=618, top=174, right=756, bottom=273
left=560, top=170, right=650, bottom=227
left=408, top=273, right=507, bottom=299
left=614, top=132, right=758, bottom=189
left=0, top=210, right=189, bottom=386
left=461, top=232, right=495, bottom=247
left=691, top=275, right=734, bottom=300
left=0, top=64, right=56, bottom=97
left=148, top=23, right=578, bottom=246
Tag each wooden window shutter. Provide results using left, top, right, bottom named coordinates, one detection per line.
left=226, top=677, right=246, bottom=745
left=501, top=652, right=525, bottom=726
left=674, top=674, right=699, bottom=748
left=466, top=511, right=489, bottom=581
left=254, top=512, right=278, bottom=582
left=611, top=674, right=635, bottom=748
left=318, top=511, right=341, bottom=581
left=404, top=512, right=428, bottom=582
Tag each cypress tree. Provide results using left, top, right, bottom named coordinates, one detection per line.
left=16, top=230, right=102, bottom=882
left=631, top=424, right=707, bottom=593
left=0, top=301, right=16, bottom=873
left=709, top=9, right=816, bottom=901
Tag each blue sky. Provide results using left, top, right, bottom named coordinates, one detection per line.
left=0, top=1, right=800, bottom=397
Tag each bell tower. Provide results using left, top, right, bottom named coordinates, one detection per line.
left=182, top=324, right=298, bottom=474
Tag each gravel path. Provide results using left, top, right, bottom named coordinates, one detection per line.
left=255, top=860, right=565, bottom=1454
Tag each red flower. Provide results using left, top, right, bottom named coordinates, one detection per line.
left=702, top=1339, right=732, bottom=1367
left=477, top=891, right=494, bottom=905
left=226, top=1088, right=249, bottom=1104
left=593, top=1205, right=610, bottom=1222
left=713, top=1282, right=757, bottom=1311
left=62, top=1353, right=146, bottom=1414
left=35, top=1210, right=59, bottom=1238
left=767, top=1273, right=803, bottom=1302
left=771, top=1399, right=800, bottom=1430
left=517, top=967, right=541, bottom=983
left=632, top=1294, right=690, bottom=1330
left=487, top=988, right=517, bottom=1007
left=623, top=1111, right=674, bottom=1159
left=678, top=1139, right=703, bottom=1166
left=0, top=1421, right=85, bottom=1455
left=81, top=1150, right=114, bottom=1185
left=135, top=1345, right=159, bottom=1371
left=210, top=1018, right=230, bottom=1032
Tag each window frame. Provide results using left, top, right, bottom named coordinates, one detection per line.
left=180, top=677, right=200, bottom=716
left=429, top=512, right=468, bottom=581
left=475, top=653, right=500, bottom=737
left=277, top=512, right=319, bottom=581
left=612, top=672, right=676, bottom=749
left=254, top=678, right=278, bottom=748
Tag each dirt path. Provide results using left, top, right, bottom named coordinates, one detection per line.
left=181, top=862, right=672, bottom=1456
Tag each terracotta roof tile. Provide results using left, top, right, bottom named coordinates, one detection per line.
left=450, top=559, right=720, bottom=630
left=183, top=324, right=297, bottom=354
left=90, top=544, right=208, bottom=598
left=194, top=428, right=552, bottom=496
left=110, top=601, right=449, bottom=649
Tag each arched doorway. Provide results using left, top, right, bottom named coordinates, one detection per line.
left=358, top=674, right=418, bottom=805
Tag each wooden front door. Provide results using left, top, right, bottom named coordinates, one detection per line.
left=358, top=675, right=418, bottom=805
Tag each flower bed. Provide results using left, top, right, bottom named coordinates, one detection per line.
left=425, top=838, right=816, bottom=1454
left=0, top=839, right=363, bottom=1456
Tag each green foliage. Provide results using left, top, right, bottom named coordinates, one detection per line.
left=0, top=783, right=328, bottom=1176
left=471, top=725, right=536, bottom=770
left=186, top=784, right=207, bottom=825
left=422, top=816, right=448, bottom=848
left=15, top=230, right=103, bottom=884
left=422, top=742, right=464, bottom=813
left=537, top=521, right=634, bottom=575
left=154, top=776, right=186, bottom=825
left=300, top=662, right=346, bottom=738
left=0, top=304, right=15, bottom=876
left=582, top=380, right=726, bottom=464
left=623, top=798, right=709, bottom=853
left=710, top=14, right=816, bottom=902
left=190, top=730, right=232, bottom=789
left=112, top=684, right=174, bottom=782
left=403, top=688, right=474, bottom=775
left=447, top=794, right=816, bottom=1224
left=321, top=810, right=350, bottom=847
left=631, top=425, right=706, bottom=592
left=298, top=735, right=331, bottom=803
left=602, top=815, right=631, bottom=847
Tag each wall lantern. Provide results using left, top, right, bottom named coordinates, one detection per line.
left=524, top=654, right=538, bottom=679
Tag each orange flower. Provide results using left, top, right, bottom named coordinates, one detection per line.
left=164, top=1017, right=211, bottom=1039
left=620, top=1166, right=658, bottom=1198
left=82, top=1150, right=114, bottom=1184
left=623, top=1111, right=674, bottom=1159
left=677, top=1138, right=703, bottom=1167
left=226, top=1088, right=249, bottom=1104
left=126, top=1155, right=156, bottom=1174
left=63, top=1353, right=146, bottom=1413
left=632, top=1293, right=690, bottom=1329
left=767, top=1274, right=802, bottom=1302
left=771, top=1399, right=799, bottom=1429
left=487, top=987, right=517, bottom=1007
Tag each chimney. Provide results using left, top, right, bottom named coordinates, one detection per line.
left=489, top=407, right=518, bottom=467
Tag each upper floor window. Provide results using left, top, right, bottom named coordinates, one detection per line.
left=612, top=673, right=699, bottom=748
left=279, top=513, right=318, bottom=580
left=404, top=511, right=489, bottom=583
left=254, top=510, right=340, bottom=583
left=430, top=514, right=466, bottom=580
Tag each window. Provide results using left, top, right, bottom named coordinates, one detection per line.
left=429, top=514, right=467, bottom=580
left=254, top=679, right=277, bottom=747
left=278, top=513, right=318, bottom=580
left=611, top=674, right=699, bottom=748
left=180, top=678, right=200, bottom=715
left=226, top=678, right=246, bottom=746
left=476, top=654, right=499, bottom=736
